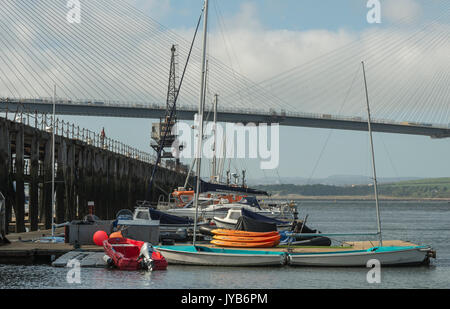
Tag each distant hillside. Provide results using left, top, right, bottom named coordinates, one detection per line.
left=256, top=178, right=450, bottom=199
left=249, top=175, right=422, bottom=186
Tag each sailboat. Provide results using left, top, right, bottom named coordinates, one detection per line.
left=287, top=62, right=436, bottom=267
left=155, top=0, right=286, bottom=266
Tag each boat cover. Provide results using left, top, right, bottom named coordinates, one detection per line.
left=239, top=197, right=262, bottom=210
left=194, top=178, right=269, bottom=196
left=291, top=221, right=318, bottom=234
left=149, top=208, right=194, bottom=225
left=235, top=215, right=278, bottom=232
left=241, top=208, right=287, bottom=225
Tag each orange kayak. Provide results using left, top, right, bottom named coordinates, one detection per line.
left=213, top=234, right=281, bottom=243
left=211, top=239, right=280, bottom=249
left=211, top=229, right=279, bottom=238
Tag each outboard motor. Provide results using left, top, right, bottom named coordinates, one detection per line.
left=0, top=192, right=10, bottom=245
left=103, top=255, right=115, bottom=268
left=139, top=242, right=155, bottom=271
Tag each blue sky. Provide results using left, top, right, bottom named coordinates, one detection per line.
left=138, top=0, right=444, bottom=31
left=149, top=0, right=370, bottom=31
left=55, top=0, right=449, bottom=182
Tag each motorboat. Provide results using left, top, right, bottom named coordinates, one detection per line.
left=103, top=238, right=168, bottom=271
left=213, top=208, right=293, bottom=230
left=115, top=207, right=211, bottom=242
left=161, top=188, right=246, bottom=209
left=212, top=209, right=242, bottom=229
left=166, top=196, right=293, bottom=221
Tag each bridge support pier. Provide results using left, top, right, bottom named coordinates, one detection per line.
left=29, top=132, right=39, bottom=231
left=14, top=124, right=26, bottom=233
left=0, top=120, right=12, bottom=234
left=42, top=138, right=53, bottom=230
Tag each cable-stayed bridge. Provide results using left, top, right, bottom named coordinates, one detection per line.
left=1, top=97, right=449, bottom=138
left=0, top=1, right=449, bottom=139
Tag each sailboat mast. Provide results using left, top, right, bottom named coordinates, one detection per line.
left=212, top=94, right=218, bottom=182
left=193, top=0, right=209, bottom=246
left=362, top=61, right=383, bottom=247
left=51, top=85, right=56, bottom=240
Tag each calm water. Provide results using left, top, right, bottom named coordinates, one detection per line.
left=1, top=200, right=449, bottom=289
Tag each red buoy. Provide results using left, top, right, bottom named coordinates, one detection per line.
left=93, top=230, right=108, bottom=246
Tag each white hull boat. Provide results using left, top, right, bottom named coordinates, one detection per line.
left=288, top=246, right=433, bottom=267
left=213, top=209, right=292, bottom=231
left=213, top=217, right=237, bottom=230
left=167, top=204, right=289, bottom=221
left=156, top=245, right=286, bottom=267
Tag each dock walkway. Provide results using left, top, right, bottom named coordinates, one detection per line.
left=0, top=228, right=101, bottom=265
left=0, top=228, right=422, bottom=266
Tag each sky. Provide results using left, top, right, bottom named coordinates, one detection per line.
left=1, top=0, right=449, bottom=183
left=105, top=0, right=450, bottom=181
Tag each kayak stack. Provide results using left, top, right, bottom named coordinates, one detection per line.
left=210, top=229, right=281, bottom=248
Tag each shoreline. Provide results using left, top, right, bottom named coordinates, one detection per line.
left=267, top=195, right=450, bottom=202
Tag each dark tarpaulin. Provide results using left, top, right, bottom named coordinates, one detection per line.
left=235, top=215, right=278, bottom=233
left=194, top=177, right=269, bottom=196
left=241, top=208, right=287, bottom=225
left=149, top=208, right=193, bottom=225
left=239, top=197, right=262, bottom=210
left=291, top=221, right=318, bottom=234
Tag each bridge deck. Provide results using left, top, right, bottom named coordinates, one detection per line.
left=2, top=99, right=449, bottom=138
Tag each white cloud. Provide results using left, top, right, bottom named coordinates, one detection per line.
left=383, top=0, right=422, bottom=24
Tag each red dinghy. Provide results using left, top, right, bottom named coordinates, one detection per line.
left=103, top=238, right=168, bottom=271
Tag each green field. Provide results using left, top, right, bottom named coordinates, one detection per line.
left=257, top=178, right=450, bottom=199
left=379, top=178, right=450, bottom=198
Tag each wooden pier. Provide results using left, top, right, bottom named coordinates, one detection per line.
left=0, top=228, right=101, bottom=265
left=0, top=111, right=188, bottom=234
